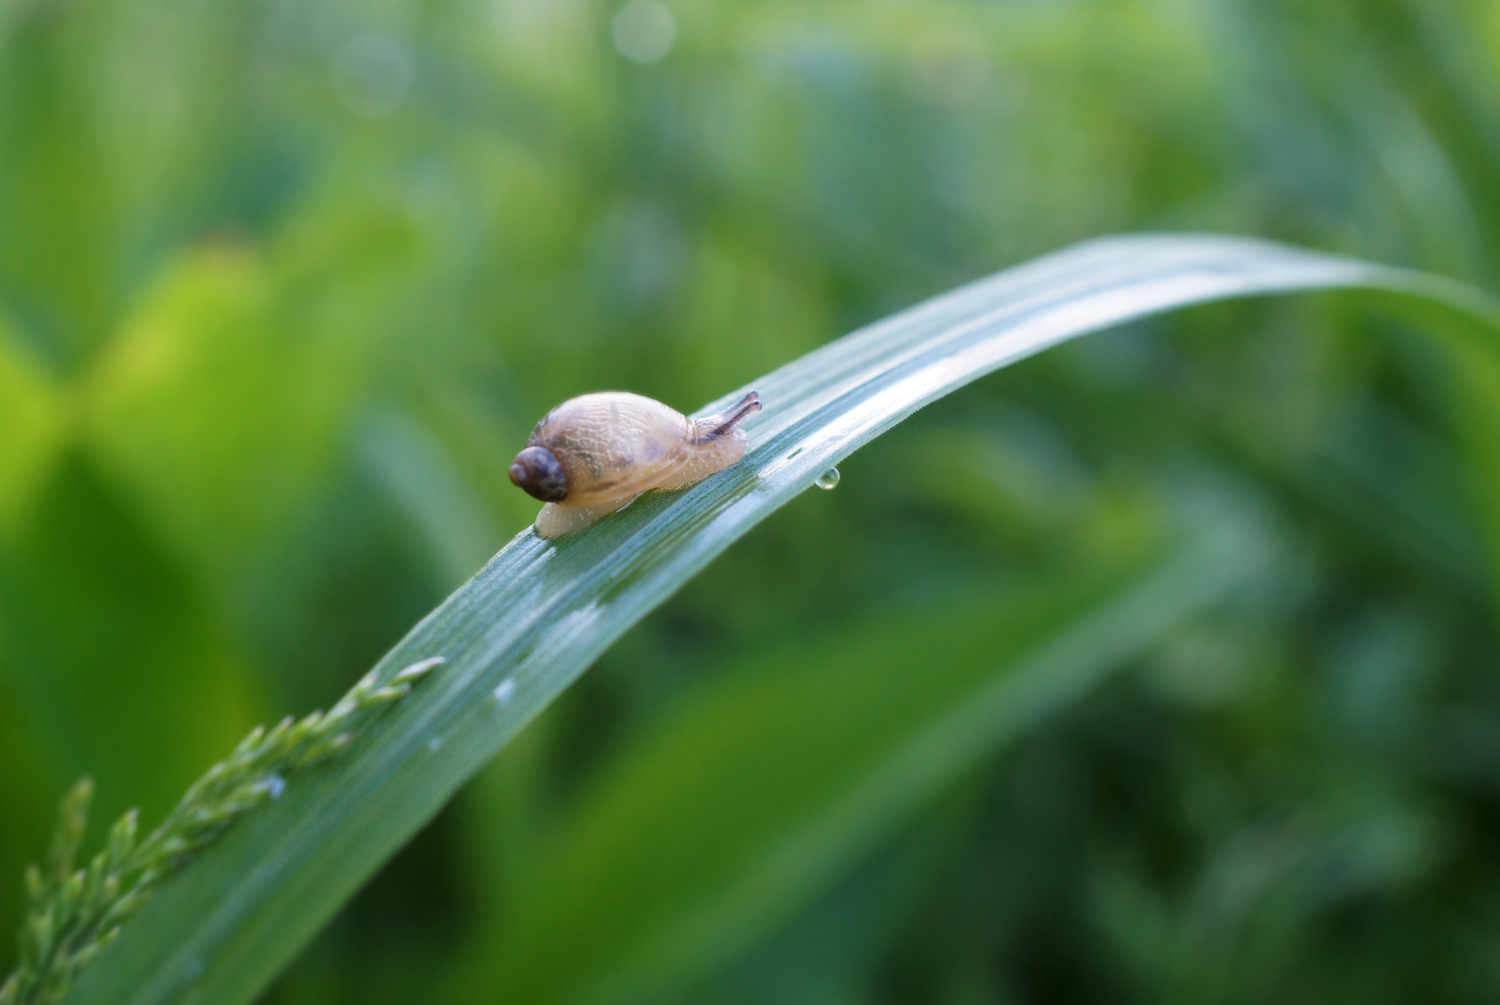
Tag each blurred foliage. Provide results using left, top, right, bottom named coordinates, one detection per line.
left=2, top=0, right=1500, bottom=1002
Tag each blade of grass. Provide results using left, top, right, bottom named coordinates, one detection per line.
left=456, top=494, right=1281, bottom=1005
left=64, top=234, right=1500, bottom=1005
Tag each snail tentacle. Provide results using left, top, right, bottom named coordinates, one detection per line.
left=695, top=391, right=762, bottom=443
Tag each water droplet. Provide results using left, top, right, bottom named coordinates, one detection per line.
left=493, top=679, right=517, bottom=705
left=813, top=467, right=840, bottom=490
left=255, top=774, right=286, bottom=799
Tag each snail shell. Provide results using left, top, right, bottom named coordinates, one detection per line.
left=509, top=390, right=762, bottom=538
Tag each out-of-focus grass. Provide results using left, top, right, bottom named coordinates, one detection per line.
left=3, top=0, right=1500, bottom=1002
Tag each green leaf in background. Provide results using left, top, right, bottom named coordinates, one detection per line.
left=0, top=0, right=251, bottom=367
left=0, top=320, right=64, bottom=536
left=0, top=453, right=264, bottom=825
left=86, top=207, right=425, bottom=606
left=1441, top=327, right=1500, bottom=612
left=52, top=234, right=1500, bottom=1005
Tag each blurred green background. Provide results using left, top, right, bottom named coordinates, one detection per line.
left=4, top=0, right=1500, bottom=1001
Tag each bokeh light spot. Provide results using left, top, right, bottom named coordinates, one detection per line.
left=611, top=0, right=676, bottom=65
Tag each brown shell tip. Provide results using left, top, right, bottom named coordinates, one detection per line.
left=509, top=446, right=568, bottom=502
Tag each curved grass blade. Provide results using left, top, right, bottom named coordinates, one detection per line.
left=457, top=497, right=1281, bottom=1005
left=66, top=235, right=1500, bottom=1005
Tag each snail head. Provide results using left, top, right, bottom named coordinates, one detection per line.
left=509, top=446, right=568, bottom=502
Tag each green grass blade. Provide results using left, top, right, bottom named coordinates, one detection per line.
left=64, top=234, right=1500, bottom=1005
left=457, top=500, right=1281, bottom=1004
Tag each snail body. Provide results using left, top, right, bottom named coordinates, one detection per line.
left=509, top=390, right=762, bottom=538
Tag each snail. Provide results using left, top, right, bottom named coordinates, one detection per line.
left=509, top=390, right=762, bottom=538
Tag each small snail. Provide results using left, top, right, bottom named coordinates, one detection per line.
left=509, top=390, right=762, bottom=538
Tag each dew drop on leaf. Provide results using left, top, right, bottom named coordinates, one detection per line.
left=256, top=774, right=287, bottom=799
left=814, top=468, right=840, bottom=490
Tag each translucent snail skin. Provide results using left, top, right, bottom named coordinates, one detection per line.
left=509, top=390, right=762, bottom=538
